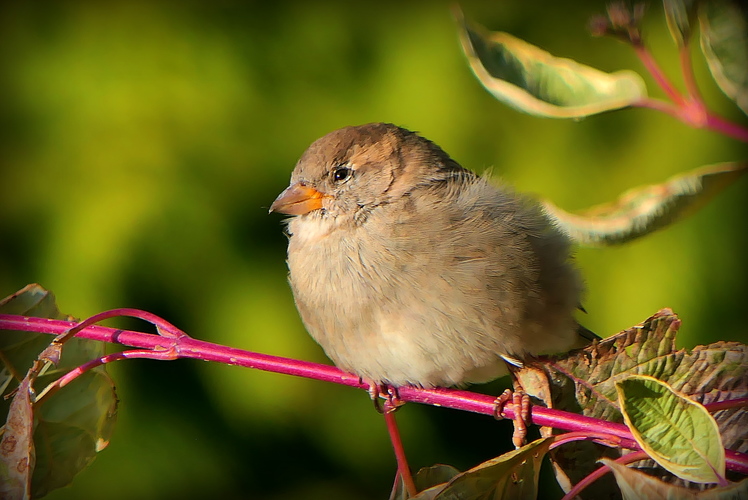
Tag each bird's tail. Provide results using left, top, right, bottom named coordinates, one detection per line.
left=571, top=322, right=600, bottom=349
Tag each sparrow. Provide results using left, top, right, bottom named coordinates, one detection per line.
left=270, top=123, right=593, bottom=388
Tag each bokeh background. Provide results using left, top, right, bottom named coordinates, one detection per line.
left=1, top=1, right=746, bottom=498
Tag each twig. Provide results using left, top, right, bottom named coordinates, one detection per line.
left=679, top=43, right=704, bottom=107
left=705, top=113, right=748, bottom=143
left=384, top=409, right=417, bottom=498
left=633, top=44, right=686, bottom=107
left=561, top=450, right=650, bottom=500
left=2, top=313, right=748, bottom=476
left=549, top=431, right=624, bottom=450
left=34, top=348, right=179, bottom=405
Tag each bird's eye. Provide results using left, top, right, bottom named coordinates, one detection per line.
left=332, top=166, right=352, bottom=183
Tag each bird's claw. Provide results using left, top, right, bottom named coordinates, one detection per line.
left=493, top=389, right=531, bottom=449
left=369, top=383, right=404, bottom=414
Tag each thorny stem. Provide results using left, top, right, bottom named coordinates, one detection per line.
left=2, top=313, right=748, bottom=476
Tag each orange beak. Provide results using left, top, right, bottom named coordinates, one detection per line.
left=269, top=182, right=327, bottom=215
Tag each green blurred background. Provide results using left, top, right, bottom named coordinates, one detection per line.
left=0, top=1, right=745, bottom=498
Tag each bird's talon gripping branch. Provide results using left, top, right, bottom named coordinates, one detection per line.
left=383, top=385, right=404, bottom=414
left=493, top=389, right=531, bottom=448
left=369, top=383, right=404, bottom=414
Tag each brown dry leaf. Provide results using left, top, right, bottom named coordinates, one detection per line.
left=514, top=309, right=748, bottom=496
left=0, top=284, right=119, bottom=497
left=0, top=378, right=35, bottom=500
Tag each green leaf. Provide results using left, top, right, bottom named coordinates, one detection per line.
left=32, top=368, right=118, bottom=497
left=390, top=464, right=461, bottom=500
left=434, top=438, right=552, bottom=500
left=455, top=9, right=647, bottom=118
left=514, top=308, right=748, bottom=494
left=699, top=0, right=748, bottom=114
left=543, top=162, right=748, bottom=246
left=415, top=465, right=460, bottom=493
left=616, top=375, right=726, bottom=484
left=0, top=284, right=70, bottom=404
left=664, top=0, right=698, bottom=47
left=602, top=457, right=695, bottom=500
left=602, top=458, right=748, bottom=499
left=410, top=485, right=445, bottom=500
left=0, top=283, right=67, bottom=319
left=0, top=284, right=119, bottom=498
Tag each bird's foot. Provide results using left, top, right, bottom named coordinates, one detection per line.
left=368, top=382, right=404, bottom=414
left=493, top=389, right=531, bottom=448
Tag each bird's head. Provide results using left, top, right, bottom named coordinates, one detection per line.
left=270, top=123, right=465, bottom=223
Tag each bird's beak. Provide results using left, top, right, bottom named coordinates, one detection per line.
left=269, top=182, right=327, bottom=215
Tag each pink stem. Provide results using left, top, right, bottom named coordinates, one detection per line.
left=634, top=45, right=686, bottom=106
left=632, top=97, right=682, bottom=116
left=57, top=349, right=179, bottom=387
left=633, top=99, right=748, bottom=142
left=58, top=307, right=186, bottom=342
left=705, top=113, right=748, bottom=143
left=561, top=450, right=650, bottom=500
left=549, top=431, right=625, bottom=450
left=2, top=314, right=748, bottom=475
left=675, top=43, right=709, bottom=129
left=35, top=348, right=179, bottom=405
left=680, top=43, right=704, bottom=106
left=384, top=409, right=417, bottom=498
left=630, top=43, right=748, bottom=141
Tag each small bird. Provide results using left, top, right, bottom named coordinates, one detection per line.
left=271, top=123, right=592, bottom=388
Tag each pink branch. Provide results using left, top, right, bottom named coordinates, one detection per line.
left=384, top=409, right=417, bottom=497
left=630, top=43, right=748, bottom=141
left=679, top=43, right=704, bottom=107
left=35, top=348, right=180, bottom=405
left=549, top=431, right=626, bottom=450
left=2, top=313, right=748, bottom=476
left=705, top=113, right=748, bottom=143
left=632, top=98, right=748, bottom=142
left=632, top=97, right=683, bottom=117
left=634, top=45, right=686, bottom=107
left=56, top=307, right=186, bottom=342
left=562, top=450, right=650, bottom=500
